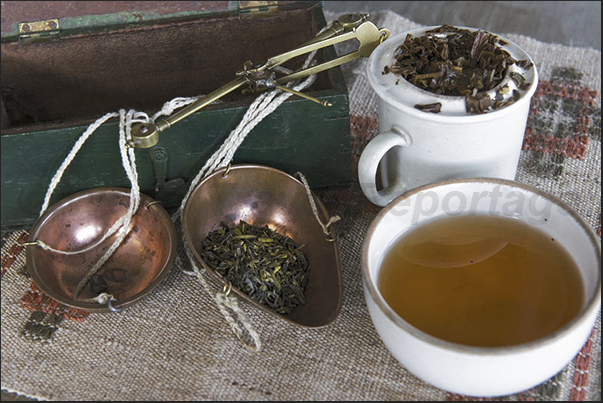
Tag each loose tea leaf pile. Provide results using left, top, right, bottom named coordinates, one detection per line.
left=385, top=25, right=533, bottom=114
left=200, top=221, right=309, bottom=315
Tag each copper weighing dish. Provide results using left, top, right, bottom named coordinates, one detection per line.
left=26, top=187, right=177, bottom=313
left=182, top=164, right=343, bottom=327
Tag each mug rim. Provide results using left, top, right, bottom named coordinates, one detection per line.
left=366, top=26, right=539, bottom=124
left=362, top=177, right=602, bottom=355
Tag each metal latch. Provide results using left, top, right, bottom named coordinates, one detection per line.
left=238, top=1, right=278, bottom=18
left=150, top=147, right=185, bottom=197
left=19, top=19, right=60, bottom=45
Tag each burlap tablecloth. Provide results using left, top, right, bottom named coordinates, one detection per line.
left=2, top=11, right=601, bottom=401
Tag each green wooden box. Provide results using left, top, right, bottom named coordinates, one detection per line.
left=0, top=1, right=351, bottom=230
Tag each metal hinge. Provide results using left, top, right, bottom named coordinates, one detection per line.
left=238, top=1, right=279, bottom=18
left=18, top=19, right=60, bottom=45
left=149, top=147, right=185, bottom=197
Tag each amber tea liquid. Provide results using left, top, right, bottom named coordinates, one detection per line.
left=378, top=215, right=585, bottom=347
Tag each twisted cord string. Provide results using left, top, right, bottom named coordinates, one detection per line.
left=81, top=292, right=113, bottom=304
left=172, top=38, right=323, bottom=222
left=31, top=95, right=200, bottom=268
left=172, top=72, right=318, bottom=223
left=295, top=172, right=341, bottom=238
left=173, top=23, right=331, bottom=350
left=29, top=108, right=143, bottom=299
left=173, top=69, right=318, bottom=352
left=38, top=112, right=119, bottom=218
left=181, top=247, right=262, bottom=352
left=151, top=96, right=203, bottom=122
left=33, top=113, right=129, bottom=256
left=73, top=109, right=142, bottom=299
left=29, top=101, right=203, bottom=307
left=31, top=20, right=335, bottom=337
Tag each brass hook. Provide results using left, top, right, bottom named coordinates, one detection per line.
left=222, top=281, right=232, bottom=297
left=21, top=241, right=39, bottom=247
left=275, top=85, right=332, bottom=107
left=222, top=163, right=232, bottom=178
left=325, top=230, right=338, bottom=242
left=146, top=200, right=162, bottom=209
left=107, top=296, right=123, bottom=313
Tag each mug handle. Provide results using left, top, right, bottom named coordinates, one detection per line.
left=358, top=126, right=410, bottom=206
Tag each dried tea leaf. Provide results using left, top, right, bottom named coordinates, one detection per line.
left=509, top=72, right=526, bottom=88
left=465, top=92, right=491, bottom=114
left=200, top=220, right=309, bottom=315
left=415, top=102, right=442, bottom=113
left=515, top=59, right=533, bottom=70
left=384, top=25, right=530, bottom=114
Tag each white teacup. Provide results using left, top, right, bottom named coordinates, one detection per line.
left=359, top=27, right=538, bottom=206
left=362, top=178, right=601, bottom=397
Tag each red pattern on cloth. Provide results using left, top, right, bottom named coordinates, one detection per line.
left=523, top=79, right=598, bottom=159
left=0, top=232, right=28, bottom=278
left=20, top=282, right=89, bottom=322
left=569, top=333, right=594, bottom=401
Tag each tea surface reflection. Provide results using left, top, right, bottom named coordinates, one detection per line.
left=378, top=215, right=585, bottom=347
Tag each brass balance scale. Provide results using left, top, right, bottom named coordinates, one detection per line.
left=26, top=14, right=390, bottom=326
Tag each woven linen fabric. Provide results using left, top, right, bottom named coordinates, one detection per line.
left=2, top=11, right=601, bottom=401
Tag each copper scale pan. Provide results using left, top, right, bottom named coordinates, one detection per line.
left=26, top=187, right=177, bottom=313
left=182, top=164, right=343, bottom=327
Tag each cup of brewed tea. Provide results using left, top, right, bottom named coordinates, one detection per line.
left=362, top=178, right=601, bottom=397
left=359, top=26, right=538, bottom=206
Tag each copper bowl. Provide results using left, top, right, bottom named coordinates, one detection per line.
left=182, top=164, right=343, bottom=327
left=26, top=187, right=177, bottom=312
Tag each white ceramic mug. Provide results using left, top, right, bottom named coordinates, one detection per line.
left=359, top=27, right=538, bottom=206
left=362, top=178, right=601, bottom=397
